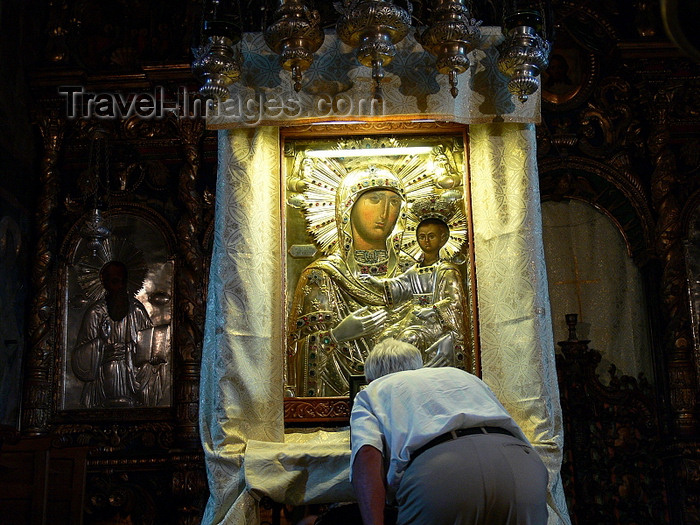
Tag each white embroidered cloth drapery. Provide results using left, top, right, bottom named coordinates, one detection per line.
left=470, top=123, right=569, bottom=523
left=199, top=125, right=570, bottom=525
left=542, top=200, right=653, bottom=383
left=199, top=127, right=285, bottom=525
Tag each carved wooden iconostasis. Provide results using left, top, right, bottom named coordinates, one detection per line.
left=534, top=3, right=700, bottom=523
left=5, top=89, right=218, bottom=524
left=3, top=1, right=700, bottom=524
left=539, top=157, right=667, bottom=524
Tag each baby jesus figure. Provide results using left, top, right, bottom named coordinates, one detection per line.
left=365, top=216, right=473, bottom=371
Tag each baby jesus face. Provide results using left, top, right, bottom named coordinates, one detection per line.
left=416, top=220, right=449, bottom=265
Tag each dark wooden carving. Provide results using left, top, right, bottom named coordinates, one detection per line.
left=539, top=156, right=654, bottom=265
left=84, top=468, right=176, bottom=525
left=284, top=397, right=351, bottom=425
left=557, top=316, right=671, bottom=524
left=537, top=8, right=700, bottom=520
left=649, top=87, right=698, bottom=435
left=22, top=111, right=65, bottom=435
left=174, top=113, right=208, bottom=448
left=172, top=453, right=209, bottom=525
left=13, top=75, right=214, bottom=523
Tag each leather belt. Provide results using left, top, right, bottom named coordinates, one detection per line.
left=409, top=426, right=515, bottom=466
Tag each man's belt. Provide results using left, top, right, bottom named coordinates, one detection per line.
left=409, top=426, right=516, bottom=466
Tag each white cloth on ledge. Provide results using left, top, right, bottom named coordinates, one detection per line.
left=244, top=429, right=353, bottom=506
left=206, top=28, right=540, bottom=129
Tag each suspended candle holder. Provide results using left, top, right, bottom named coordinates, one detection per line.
left=80, top=209, right=111, bottom=257
left=80, top=130, right=112, bottom=256
left=191, top=2, right=242, bottom=102
left=264, top=0, right=325, bottom=92
left=497, top=5, right=551, bottom=102
left=336, top=0, right=412, bottom=101
left=418, top=0, right=482, bottom=98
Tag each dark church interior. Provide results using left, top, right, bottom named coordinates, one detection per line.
left=1, top=0, right=699, bottom=524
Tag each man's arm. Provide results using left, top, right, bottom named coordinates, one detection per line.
left=352, top=444, right=386, bottom=525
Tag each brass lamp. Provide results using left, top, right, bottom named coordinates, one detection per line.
left=418, top=0, right=482, bottom=98
left=336, top=0, right=412, bottom=99
left=264, top=0, right=325, bottom=92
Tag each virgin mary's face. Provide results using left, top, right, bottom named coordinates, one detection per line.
left=350, top=189, right=402, bottom=250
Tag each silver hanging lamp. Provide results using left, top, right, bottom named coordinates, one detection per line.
left=191, top=0, right=242, bottom=101
left=497, top=1, right=551, bottom=102
left=80, top=129, right=112, bottom=256
left=418, top=0, right=482, bottom=98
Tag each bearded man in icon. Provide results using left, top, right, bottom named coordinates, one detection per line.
left=72, top=260, right=165, bottom=408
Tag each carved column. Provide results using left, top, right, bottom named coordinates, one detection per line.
left=649, top=87, right=698, bottom=435
left=21, top=110, right=65, bottom=435
left=172, top=453, right=209, bottom=525
left=173, top=114, right=207, bottom=449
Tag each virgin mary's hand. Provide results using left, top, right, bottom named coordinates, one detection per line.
left=331, top=306, right=387, bottom=343
left=358, top=274, right=385, bottom=288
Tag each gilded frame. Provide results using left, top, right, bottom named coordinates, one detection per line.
left=281, top=123, right=480, bottom=420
